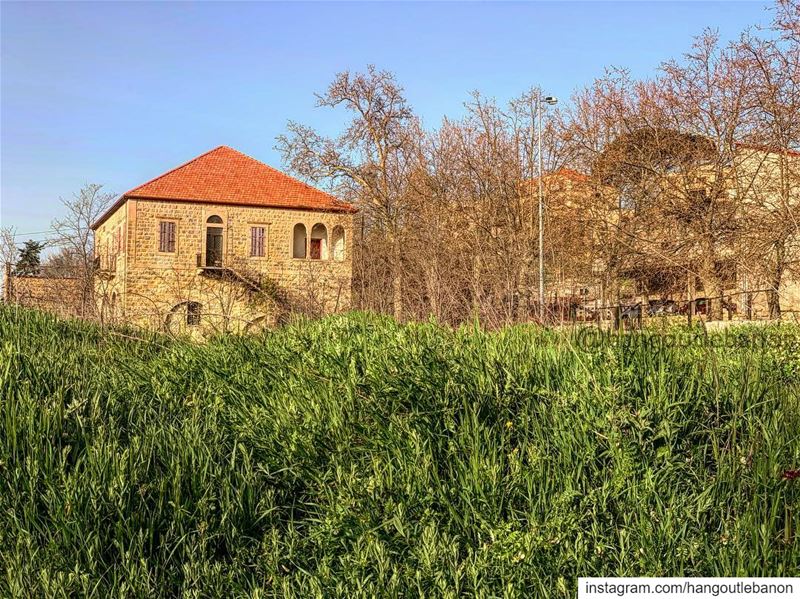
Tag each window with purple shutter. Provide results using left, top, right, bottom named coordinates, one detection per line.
left=159, top=221, right=176, bottom=253
left=250, top=226, right=265, bottom=257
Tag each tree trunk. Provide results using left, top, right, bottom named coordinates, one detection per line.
left=471, top=253, right=482, bottom=322
left=391, top=236, right=403, bottom=321
left=767, top=240, right=785, bottom=320
left=424, top=261, right=440, bottom=321
left=700, top=240, right=723, bottom=321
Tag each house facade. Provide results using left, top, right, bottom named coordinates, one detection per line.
left=91, top=146, right=357, bottom=335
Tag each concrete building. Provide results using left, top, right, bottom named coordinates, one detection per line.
left=90, top=146, right=357, bottom=335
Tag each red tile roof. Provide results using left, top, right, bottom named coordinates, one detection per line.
left=92, top=146, right=356, bottom=229
left=735, top=142, right=800, bottom=158
left=551, top=168, right=591, bottom=183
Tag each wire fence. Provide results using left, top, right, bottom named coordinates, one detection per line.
left=521, top=287, right=800, bottom=329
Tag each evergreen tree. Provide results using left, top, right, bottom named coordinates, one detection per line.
left=14, top=240, right=45, bottom=276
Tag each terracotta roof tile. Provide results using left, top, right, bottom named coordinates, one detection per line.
left=92, top=146, right=356, bottom=229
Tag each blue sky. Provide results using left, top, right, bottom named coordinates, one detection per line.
left=1, top=1, right=773, bottom=240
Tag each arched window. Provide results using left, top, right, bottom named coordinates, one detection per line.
left=331, top=226, right=345, bottom=261
left=292, top=223, right=307, bottom=258
left=206, top=215, right=223, bottom=224
left=310, top=223, right=328, bottom=260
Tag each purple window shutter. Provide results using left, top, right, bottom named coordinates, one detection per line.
left=168, top=222, right=176, bottom=252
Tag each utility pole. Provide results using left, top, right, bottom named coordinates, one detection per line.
left=537, top=93, right=558, bottom=322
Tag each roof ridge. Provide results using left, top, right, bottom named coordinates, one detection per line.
left=123, top=146, right=228, bottom=197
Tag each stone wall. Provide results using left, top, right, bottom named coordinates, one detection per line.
left=3, top=273, right=86, bottom=318
left=94, top=198, right=354, bottom=334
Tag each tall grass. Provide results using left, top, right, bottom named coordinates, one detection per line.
left=0, top=305, right=798, bottom=597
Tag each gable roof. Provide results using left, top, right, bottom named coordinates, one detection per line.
left=92, top=146, right=356, bottom=229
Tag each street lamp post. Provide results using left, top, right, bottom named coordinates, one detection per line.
left=537, top=93, right=558, bottom=322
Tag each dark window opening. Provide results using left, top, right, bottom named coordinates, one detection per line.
left=310, top=238, right=322, bottom=260
left=186, top=301, right=201, bottom=326
left=205, top=227, right=224, bottom=267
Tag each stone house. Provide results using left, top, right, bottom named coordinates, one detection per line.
left=539, top=145, right=800, bottom=320
left=90, top=146, right=357, bottom=335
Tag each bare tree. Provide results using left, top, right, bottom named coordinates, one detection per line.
left=0, top=226, right=18, bottom=299
left=51, top=183, right=115, bottom=315
left=735, top=18, right=800, bottom=317
left=278, top=66, right=420, bottom=320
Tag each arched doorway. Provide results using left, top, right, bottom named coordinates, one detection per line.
left=205, top=215, right=224, bottom=267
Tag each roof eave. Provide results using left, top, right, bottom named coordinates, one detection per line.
left=90, top=195, right=128, bottom=230
left=92, top=195, right=358, bottom=230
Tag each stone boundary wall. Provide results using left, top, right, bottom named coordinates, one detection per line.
left=3, top=269, right=88, bottom=318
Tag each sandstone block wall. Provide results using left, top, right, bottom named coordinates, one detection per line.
left=94, top=198, right=354, bottom=333
left=4, top=274, right=86, bottom=318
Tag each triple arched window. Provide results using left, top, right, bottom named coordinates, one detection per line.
left=292, top=223, right=345, bottom=261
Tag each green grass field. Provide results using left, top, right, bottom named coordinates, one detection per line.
left=1, top=306, right=798, bottom=597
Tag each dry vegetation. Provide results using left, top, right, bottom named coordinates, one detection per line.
left=279, top=1, right=799, bottom=326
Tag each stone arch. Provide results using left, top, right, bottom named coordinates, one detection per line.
left=292, top=223, right=307, bottom=258
left=165, top=300, right=202, bottom=334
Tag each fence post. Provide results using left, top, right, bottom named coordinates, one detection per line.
left=744, top=274, right=752, bottom=320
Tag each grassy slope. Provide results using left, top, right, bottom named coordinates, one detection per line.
left=0, top=306, right=798, bottom=597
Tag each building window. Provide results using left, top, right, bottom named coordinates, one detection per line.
left=186, top=301, right=201, bottom=326
left=331, top=226, right=345, bottom=261
left=250, top=226, right=266, bottom=257
left=159, top=221, right=176, bottom=253
left=205, top=216, right=224, bottom=267
left=293, top=223, right=307, bottom=258
left=310, top=223, right=328, bottom=260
